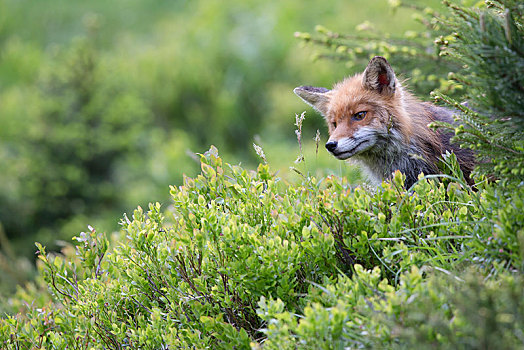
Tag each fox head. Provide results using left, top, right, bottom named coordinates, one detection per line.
left=294, top=56, right=409, bottom=160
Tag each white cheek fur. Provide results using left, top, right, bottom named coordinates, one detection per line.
left=331, top=127, right=378, bottom=155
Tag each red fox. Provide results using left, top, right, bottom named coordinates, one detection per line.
left=294, top=56, right=475, bottom=188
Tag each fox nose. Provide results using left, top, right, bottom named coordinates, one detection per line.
left=325, top=141, right=338, bottom=152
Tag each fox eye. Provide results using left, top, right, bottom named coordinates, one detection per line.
left=331, top=121, right=337, bottom=128
left=352, top=111, right=367, bottom=121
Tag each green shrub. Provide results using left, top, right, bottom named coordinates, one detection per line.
left=294, top=0, right=459, bottom=97
left=1, top=147, right=522, bottom=348
left=258, top=266, right=524, bottom=349
left=431, top=0, right=524, bottom=185
left=1, top=1, right=522, bottom=346
left=0, top=38, right=160, bottom=255
left=0, top=148, right=339, bottom=348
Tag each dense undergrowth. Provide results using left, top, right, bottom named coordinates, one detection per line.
left=1, top=0, right=523, bottom=347
left=1, top=146, right=522, bottom=348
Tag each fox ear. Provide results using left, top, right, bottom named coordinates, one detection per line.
left=293, top=86, right=331, bottom=116
left=362, top=56, right=396, bottom=95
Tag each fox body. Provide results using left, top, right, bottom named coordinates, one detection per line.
left=294, top=56, right=475, bottom=188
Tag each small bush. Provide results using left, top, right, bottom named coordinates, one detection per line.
left=0, top=38, right=154, bottom=254
left=432, top=0, right=524, bottom=185
left=1, top=147, right=522, bottom=348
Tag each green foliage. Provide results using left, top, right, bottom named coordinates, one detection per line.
left=1, top=148, right=523, bottom=348
left=259, top=266, right=524, bottom=349
left=438, top=0, right=524, bottom=125
left=0, top=0, right=522, bottom=347
left=0, top=38, right=159, bottom=255
left=0, top=224, right=35, bottom=299
left=433, top=0, right=524, bottom=185
left=0, top=148, right=337, bottom=348
left=294, top=0, right=459, bottom=97
left=384, top=270, right=524, bottom=349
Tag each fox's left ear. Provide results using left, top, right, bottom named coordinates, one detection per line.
left=362, top=56, right=397, bottom=95
left=293, top=86, right=331, bottom=116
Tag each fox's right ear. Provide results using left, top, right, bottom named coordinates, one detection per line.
left=293, top=86, right=331, bottom=116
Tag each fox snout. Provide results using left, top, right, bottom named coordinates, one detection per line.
left=325, top=140, right=338, bottom=152
left=324, top=131, right=378, bottom=160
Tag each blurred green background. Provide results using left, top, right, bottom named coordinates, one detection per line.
left=0, top=0, right=440, bottom=292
